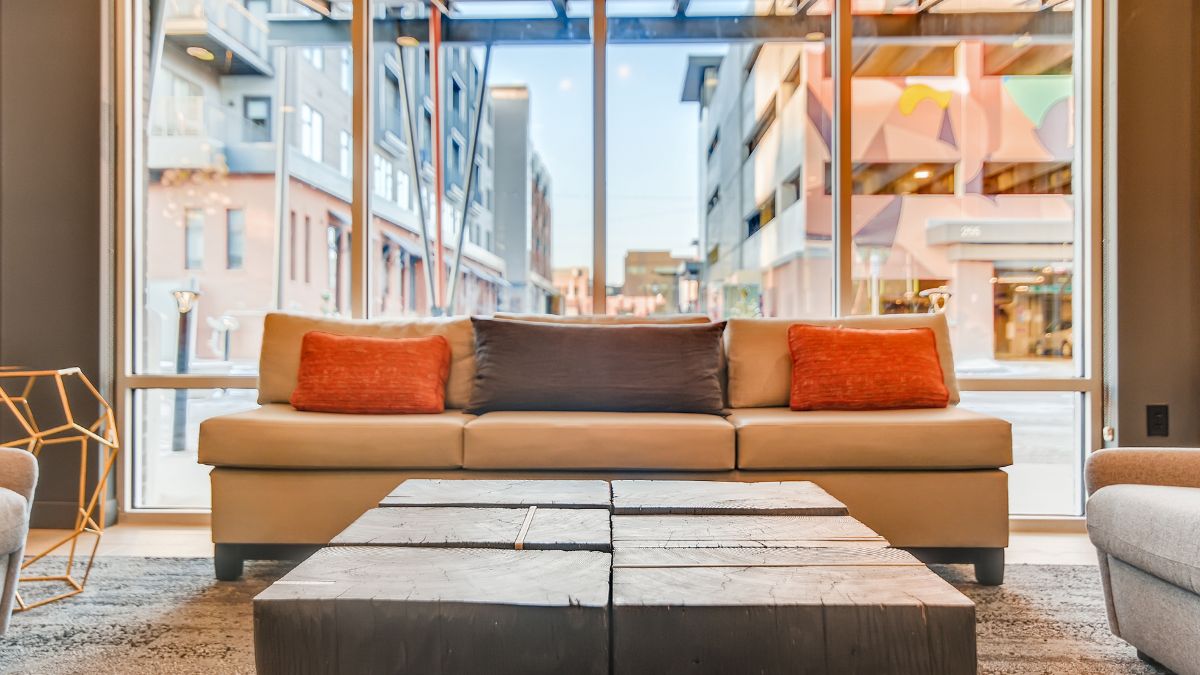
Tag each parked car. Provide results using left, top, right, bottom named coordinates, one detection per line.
left=1035, top=320, right=1073, bottom=357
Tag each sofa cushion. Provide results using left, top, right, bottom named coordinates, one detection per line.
left=464, top=411, right=735, bottom=470
left=1088, top=484, right=1200, bottom=595
left=199, top=404, right=470, bottom=469
left=731, top=406, right=1011, bottom=470
left=786, top=324, right=949, bottom=411
left=258, top=312, right=476, bottom=409
left=0, top=487, right=27, bottom=554
left=468, top=318, right=726, bottom=415
left=290, top=332, right=451, bottom=414
left=725, top=314, right=960, bottom=409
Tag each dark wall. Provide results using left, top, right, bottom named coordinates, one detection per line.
left=1109, top=0, right=1200, bottom=446
left=0, top=0, right=112, bottom=527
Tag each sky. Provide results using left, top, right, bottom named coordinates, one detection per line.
left=488, top=43, right=727, bottom=284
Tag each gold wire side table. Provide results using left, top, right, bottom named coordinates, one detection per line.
left=0, top=367, right=120, bottom=610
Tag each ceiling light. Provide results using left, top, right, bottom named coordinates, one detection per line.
left=186, top=46, right=215, bottom=62
left=805, top=32, right=825, bottom=42
left=913, top=169, right=932, bottom=180
left=396, top=36, right=420, bottom=48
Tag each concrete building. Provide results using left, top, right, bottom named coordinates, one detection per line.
left=684, top=41, right=1075, bottom=367
left=145, top=1, right=550, bottom=371
left=490, top=85, right=557, bottom=314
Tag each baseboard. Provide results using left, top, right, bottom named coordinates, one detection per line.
left=1009, top=516, right=1087, bottom=534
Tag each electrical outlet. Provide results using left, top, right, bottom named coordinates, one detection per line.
left=1147, top=405, right=1169, bottom=437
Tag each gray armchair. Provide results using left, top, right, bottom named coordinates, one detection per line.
left=1086, top=448, right=1200, bottom=675
left=0, top=447, right=37, bottom=635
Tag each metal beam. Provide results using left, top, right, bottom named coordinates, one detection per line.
left=294, top=0, right=333, bottom=18
left=673, top=0, right=692, bottom=18
left=446, top=46, right=493, bottom=313
left=551, top=0, right=569, bottom=19
left=916, top=0, right=949, bottom=12
left=396, top=47, right=438, bottom=312
left=349, top=0, right=371, bottom=317
left=270, top=12, right=1072, bottom=46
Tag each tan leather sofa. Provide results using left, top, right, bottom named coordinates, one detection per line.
left=199, top=312, right=1012, bottom=584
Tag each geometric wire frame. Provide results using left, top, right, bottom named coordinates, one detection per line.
left=0, top=367, right=120, bottom=611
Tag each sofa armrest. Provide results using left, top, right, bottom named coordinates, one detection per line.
left=0, top=447, right=37, bottom=504
left=1086, top=448, right=1200, bottom=496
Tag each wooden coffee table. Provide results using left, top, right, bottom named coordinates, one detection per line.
left=254, top=479, right=976, bottom=674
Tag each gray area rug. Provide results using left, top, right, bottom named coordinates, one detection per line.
left=0, top=559, right=1160, bottom=674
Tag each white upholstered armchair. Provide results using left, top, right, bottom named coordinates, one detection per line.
left=1086, top=448, right=1200, bottom=675
left=0, top=447, right=37, bottom=635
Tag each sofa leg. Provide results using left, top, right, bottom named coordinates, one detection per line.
left=215, top=544, right=244, bottom=581
left=974, top=548, right=1005, bottom=586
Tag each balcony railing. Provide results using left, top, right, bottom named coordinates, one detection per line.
left=151, top=95, right=226, bottom=139
left=167, top=0, right=270, bottom=65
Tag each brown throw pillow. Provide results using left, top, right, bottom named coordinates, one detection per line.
left=468, top=318, right=727, bottom=415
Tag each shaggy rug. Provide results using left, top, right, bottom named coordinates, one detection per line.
left=0, top=559, right=1161, bottom=674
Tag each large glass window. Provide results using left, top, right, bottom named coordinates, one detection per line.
left=126, top=0, right=1096, bottom=515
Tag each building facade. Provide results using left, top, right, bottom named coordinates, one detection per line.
left=490, top=86, right=557, bottom=314
left=145, top=0, right=551, bottom=372
left=686, top=41, right=1074, bottom=368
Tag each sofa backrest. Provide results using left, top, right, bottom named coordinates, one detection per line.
left=724, top=314, right=960, bottom=408
left=258, top=313, right=477, bottom=408
left=494, top=313, right=712, bottom=324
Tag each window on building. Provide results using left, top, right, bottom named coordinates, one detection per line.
left=706, top=129, right=720, bottom=162
left=450, top=137, right=464, bottom=175
left=339, top=130, right=351, bottom=177
left=706, top=188, right=720, bottom=214
left=452, top=78, right=466, bottom=121
left=226, top=209, right=245, bottom=270
left=397, top=170, right=411, bottom=211
left=304, top=216, right=312, bottom=283
left=780, top=167, right=803, bottom=210
left=982, top=162, right=1072, bottom=195
left=300, top=105, right=324, bottom=162
left=288, top=211, right=298, bottom=281
left=745, top=195, right=775, bottom=238
left=184, top=209, right=204, bottom=269
left=327, top=225, right=342, bottom=313
left=745, top=98, right=776, bottom=158
left=373, top=154, right=395, bottom=201
left=824, top=162, right=957, bottom=196
left=244, top=96, right=271, bottom=142
left=340, top=48, right=352, bottom=93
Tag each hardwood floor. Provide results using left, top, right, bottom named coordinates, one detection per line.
left=25, top=525, right=1099, bottom=565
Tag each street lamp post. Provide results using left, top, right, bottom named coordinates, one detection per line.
left=172, top=289, right=200, bottom=453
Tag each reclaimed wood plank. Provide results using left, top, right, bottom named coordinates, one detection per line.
left=613, top=545, right=919, bottom=568
left=255, top=546, right=611, bottom=675
left=330, top=506, right=612, bottom=552
left=612, top=480, right=848, bottom=515
left=613, top=565, right=975, bottom=675
left=612, top=514, right=887, bottom=548
left=381, top=478, right=612, bottom=509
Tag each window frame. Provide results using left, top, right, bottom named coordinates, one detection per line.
left=115, top=0, right=1105, bottom=521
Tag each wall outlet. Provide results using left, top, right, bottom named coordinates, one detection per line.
left=1147, top=405, right=1169, bottom=437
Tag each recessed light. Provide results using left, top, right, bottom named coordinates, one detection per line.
left=396, top=36, right=420, bottom=48
left=186, top=46, right=215, bottom=62
left=913, top=169, right=932, bottom=180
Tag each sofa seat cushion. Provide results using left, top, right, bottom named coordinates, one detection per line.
left=199, top=404, right=470, bottom=469
left=464, top=411, right=735, bottom=471
left=0, top=487, right=28, bottom=554
left=1088, top=484, right=1200, bottom=595
left=731, top=406, right=1012, bottom=470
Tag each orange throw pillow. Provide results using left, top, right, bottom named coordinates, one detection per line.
left=290, top=331, right=451, bottom=414
left=787, top=324, right=949, bottom=411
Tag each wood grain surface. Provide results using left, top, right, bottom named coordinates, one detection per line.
left=611, top=480, right=848, bottom=515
